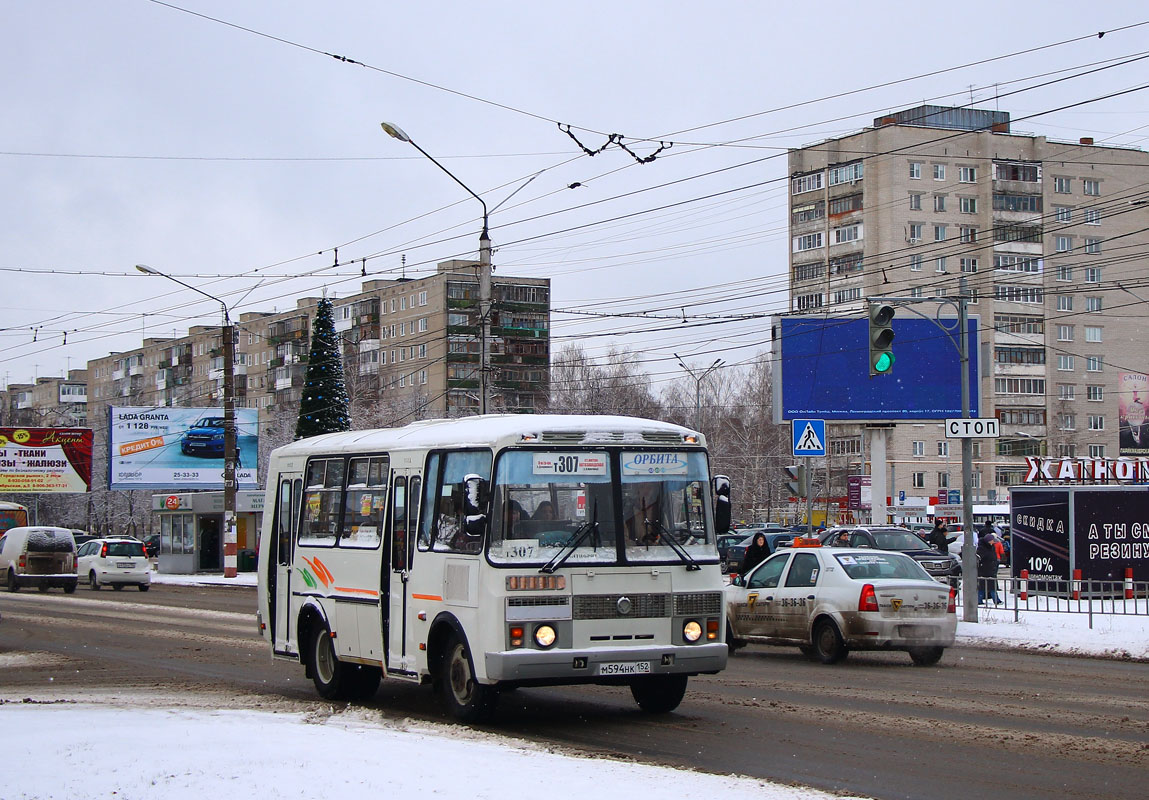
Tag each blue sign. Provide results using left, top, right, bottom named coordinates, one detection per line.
left=899, top=490, right=906, bottom=503
left=948, top=489, right=961, bottom=504
left=773, top=315, right=980, bottom=422
left=792, top=419, right=827, bottom=457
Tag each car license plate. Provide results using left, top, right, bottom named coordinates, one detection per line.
left=597, top=661, right=651, bottom=676
left=116, top=562, right=134, bottom=569
left=898, top=625, right=935, bottom=638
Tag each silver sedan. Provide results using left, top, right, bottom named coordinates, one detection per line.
left=724, top=545, right=956, bottom=666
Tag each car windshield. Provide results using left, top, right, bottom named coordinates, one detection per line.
left=105, top=541, right=146, bottom=557
left=835, top=552, right=932, bottom=581
left=193, top=418, right=225, bottom=428
left=870, top=530, right=930, bottom=551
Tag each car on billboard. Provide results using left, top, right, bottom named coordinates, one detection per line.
left=180, top=416, right=227, bottom=457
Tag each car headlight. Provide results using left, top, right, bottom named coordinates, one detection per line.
left=534, top=625, right=556, bottom=648
left=683, top=620, right=703, bottom=643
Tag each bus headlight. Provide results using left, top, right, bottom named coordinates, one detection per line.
left=683, top=620, right=703, bottom=643
left=534, top=625, right=557, bottom=648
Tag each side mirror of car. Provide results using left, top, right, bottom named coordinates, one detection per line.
left=712, top=474, right=731, bottom=534
left=731, top=575, right=744, bottom=587
left=462, top=474, right=489, bottom=537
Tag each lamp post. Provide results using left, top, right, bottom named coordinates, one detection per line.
left=381, top=122, right=492, bottom=415
left=673, top=354, right=724, bottom=431
left=136, top=264, right=238, bottom=578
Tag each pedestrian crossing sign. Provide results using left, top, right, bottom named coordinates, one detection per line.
left=792, top=419, right=826, bottom=457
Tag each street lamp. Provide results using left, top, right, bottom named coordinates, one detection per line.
left=136, top=264, right=238, bottom=578
left=381, top=121, right=493, bottom=415
left=673, top=354, right=724, bottom=431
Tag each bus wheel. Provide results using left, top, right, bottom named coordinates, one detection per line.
left=630, top=674, right=688, bottom=714
left=310, top=625, right=352, bottom=701
left=439, top=633, right=498, bottom=723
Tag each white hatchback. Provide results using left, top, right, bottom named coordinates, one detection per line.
left=76, top=538, right=151, bottom=591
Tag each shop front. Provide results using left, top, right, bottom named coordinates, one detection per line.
left=151, top=491, right=264, bottom=574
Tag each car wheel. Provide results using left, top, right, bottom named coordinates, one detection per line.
left=89, top=571, right=101, bottom=590
left=813, top=619, right=848, bottom=665
left=112, top=583, right=124, bottom=591
left=439, top=633, right=498, bottom=722
left=630, top=674, right=689, bottom=714
left=6, top=569, right=18, bottom=593
left=63, top=581, right=77, bottom=594
left=908, top=646, right=945, bottom=667
left=38, top=582, right=50, bottom=592
left=138, top=584, right=150, bottom=592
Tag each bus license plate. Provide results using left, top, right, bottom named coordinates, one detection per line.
left=598, top=661, right=651, bottom=676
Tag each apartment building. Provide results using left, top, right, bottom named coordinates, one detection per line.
left=0, top=370, right=88, bottom=428
left=787, top=104, right=1149, bottom=505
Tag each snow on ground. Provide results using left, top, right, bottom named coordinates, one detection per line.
left=0, top=700, right=868, bottom=800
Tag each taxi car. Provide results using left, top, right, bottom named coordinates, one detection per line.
left=724, top=541, right=956, bottom=666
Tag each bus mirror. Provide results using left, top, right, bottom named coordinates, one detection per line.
left=712, top=474, right=731, bottom=534
left=463, top=474, right=488, bottom=537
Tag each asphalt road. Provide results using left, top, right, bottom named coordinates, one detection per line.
left=2, top=584, right=1146, bottom=800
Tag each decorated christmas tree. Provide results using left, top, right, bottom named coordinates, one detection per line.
left=294, top=297, right=351, bottom=439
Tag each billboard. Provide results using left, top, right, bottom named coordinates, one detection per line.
left=109, top=407, right=259, bottom=490
left=1117, top=372, right=1149, bottom=457
left=0, top=427, right=92, bottom=493
left=772, top=315, right=980, bottom=423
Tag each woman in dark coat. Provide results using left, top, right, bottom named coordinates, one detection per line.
left=976, top=531, right=1000, bottom=604
left=739, top=532, right=770, bottom=576
left=928, top=520, right=950, bottom=553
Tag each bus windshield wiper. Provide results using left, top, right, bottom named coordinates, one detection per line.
left=642, top=517, right=701, bottom=571
left=539, top=504, right=599, bottom=574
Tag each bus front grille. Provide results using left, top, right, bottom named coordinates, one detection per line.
left=673, top=591, right=723, bottom=616
left=573, top=593, right=669, bottom=619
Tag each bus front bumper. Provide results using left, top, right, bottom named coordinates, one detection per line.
left=484, top=642, right=727, bottom=683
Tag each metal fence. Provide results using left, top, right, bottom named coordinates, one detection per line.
left=975, top=575, right=1149, bottom=627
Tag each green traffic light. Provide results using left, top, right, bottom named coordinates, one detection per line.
left=873, top=352, right=895, bottom=373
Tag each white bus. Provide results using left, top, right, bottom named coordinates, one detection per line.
left=257, top=414, right=730, bottom=721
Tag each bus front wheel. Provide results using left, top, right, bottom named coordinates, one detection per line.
left=630, top=674, right=688, bottom=714
left=439, top=633, right=498, bottom=723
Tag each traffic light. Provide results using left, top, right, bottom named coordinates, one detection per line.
left=867, top=302, right=896, bottom=376
left=784, top=464, right=807, bottom=497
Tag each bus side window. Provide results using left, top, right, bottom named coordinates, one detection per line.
left=341, top=456, right=387, bottom=549
left=300, top=458, right=344, bottom=547
left=276, top=479, right=292, bottom=566
left=407, top=476, right=421, bottom=567
left=391, top=476, right=407, bottom=570
left=418, top=454, right=440, bottom=551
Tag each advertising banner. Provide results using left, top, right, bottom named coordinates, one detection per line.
left=109, top=407, right=258, bottom=490
left=1117, top=372, right=1149, bottom=456
left=1073, top=489, right=1149, bottom=582
left=0, top=427, right=92, bottom=493
left=1009, top=488, right=1070, bottom=583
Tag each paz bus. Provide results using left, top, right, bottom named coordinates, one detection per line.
left=257, top=414, right=731, bottom=721
left=0, top=502, right=29, bottom=536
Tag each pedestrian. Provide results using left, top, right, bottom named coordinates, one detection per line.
left=976, top=527, right=1001, bottom=604
left=739, top=532, right=770, bottom=576
left=928, top=519, right=950, bottom=554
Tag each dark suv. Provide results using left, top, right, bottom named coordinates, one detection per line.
left=820, top=525, right=961, bottom=586
left=180, top=416, right=226, bottom=457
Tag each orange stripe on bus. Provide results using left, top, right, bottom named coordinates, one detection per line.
left=333, top=586, right=379, bottom=597
left=411, top=594, right=443, bottom=601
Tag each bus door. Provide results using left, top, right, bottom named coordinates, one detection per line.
left=270, top=474, right=302, bottom=655
left=385, top=469, right=422, bottom=674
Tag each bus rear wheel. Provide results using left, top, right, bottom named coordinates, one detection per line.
left=630, top=674, right=688, bottom=714
left=439, top=633, right=498, bottom=723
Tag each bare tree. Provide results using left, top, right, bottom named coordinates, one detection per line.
left=545, top=345, right=662, bottom=418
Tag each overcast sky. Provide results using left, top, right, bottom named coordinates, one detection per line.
left=4, top=1, right=1148, bottom=395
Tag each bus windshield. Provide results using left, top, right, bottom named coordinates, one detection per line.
left=487, top=449, right=715, bottom=567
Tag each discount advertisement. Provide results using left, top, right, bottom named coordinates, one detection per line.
left=1009, top=489, right=1070, bottom=582
left=0, top=427, right=93, bottom=493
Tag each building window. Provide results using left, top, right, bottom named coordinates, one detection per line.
left=994, top=254, right=1040, bottom=273
left=935, top=257, right=947, bottom=273
left=1057, top=355, right=1075, bottom=371
left=912, top=472, right=926, bottom=489
left=829, top=254, right=863, bottom=274
left=909, top=255, right=923, bottom=272
left=934, top=225, right=947, bottom=242
left=1089, top=415, right=1105, bottom=431
left=828, top=162, right=863, bottom=186
left=959, top=166, right=977, bottom=182
left=418, top=318, right=428, bottom=333
left=910, top=286, right=923, bottom=298
left=829, top=194, right=862, bottom=215
left=993, top=193, right=1043, bottom=213
left=1057, top=295, right=1073, bottom=312
left=1083, top=179, right=1100, bottom=196
left=792, top=172, right=823, bottom=195
left=792, top=201, right=825, bottom=225
left=793, top=232, right=824, bottom=252
left=796, top=293, right=824, bottom=311
left=995, top=315, right=1044, bottom=334
left=1083, top=208, right=1100, bottom=225
left=937, top=473, right=950, bottom=490
left=913, top=441, right=925, bottom=457
left=934, top=195, right=946, bottom=212
left=1086, top=356, right=1103, bottom=372
left=960, top=257, right=978, bottom=273
left=1057, top=325, right=1074, bottom=341
left=934, top=286, right=947, bottom=298
left=1085, top=385, right=1103, bottom=401
left=959, top=226, right=978, bottom=243
left=1089, top=444, right=1106, bottom=458
left=933, top=164, right=946, bottom=180
left=1085, top=267, right=1102, bottom=283
left=995, top=346, right=1045, bottom=365
left=994, top=284, right=1043, bottom=304
left=910, top=162, right=922, bottom=180
left=994, top=162, right=1040, bottom=182
left=1084, top=326, right=1102, bottom=343
left=833, top=287, right=863, bottom=304
left=1057, top=444, right=1077, bottom=458
left=909, top=223, right=924, bottom=242
left=1086, top=296, right=1102, bottom=313
left=1059, top=414, right=1076, bottom=431
left=794, top=261, right=824, bottom=281
left=1054, top=176, right=1072, bottom=194
left=938, top=441, right=949, bottom=457
left=995, top=378, right=1046, bottom=395
left=909, top=193, right=922, bottom=210
left=1057, top=265, right=1073, bottom=282
left=833, top=224, right=861, bottom=244
left=1058, top=384, right=1076, bottom=400
left=1084, top=238, right=1102, bottom=255
left=1056, top=235, right=1072, bottom=252
left=994, top=224, right=1042, bottom=243
left=960, top=196, right=977, bottom=214
left=1055, top=205, right=1072, bottom=222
